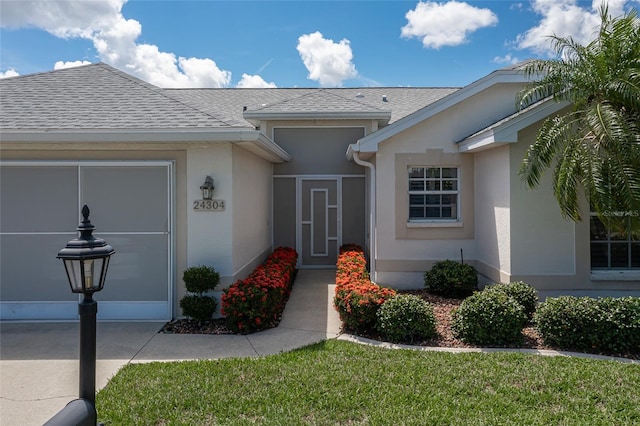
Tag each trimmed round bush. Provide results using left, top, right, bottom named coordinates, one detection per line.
left=424, top=260, right=478, bottom=298
left=376, top=294, right=437, bottom=344
left=182, top=265, right=220, bottom=293
left=535, top=296, right=640, bottom=355
left=452, top=290, right=528, bottom=346
left=180, top=265, right=221, bottom=323
left=486, top=281, right=538, bottom=320
left=179, top=295, right=217, bottom=323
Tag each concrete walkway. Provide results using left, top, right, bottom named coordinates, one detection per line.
left=0, top=269, right=340, bottom=426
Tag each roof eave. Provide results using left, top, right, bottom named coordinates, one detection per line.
left=0, top=128, right=292, bottom=163
left=457, top=99, right=569, bottom=153
left=356, top=69, right=531, bottom=152
left=243, top=111, right=391, bottom=125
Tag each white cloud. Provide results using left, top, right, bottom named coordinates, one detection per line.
left=236, top=74, right=277, bottom=88
left=54, top=60, right=91, bottom=70
left=0, top=0, right=232, bottom=88
left=0, top=69, right=20, bottom=79
left=296, top=31, right=358, bottom=87
left=493, top=54, right=521, bottom=65
left=515, top=0, right=631, bottom=56
left=401, top=1, right=498, bottom=49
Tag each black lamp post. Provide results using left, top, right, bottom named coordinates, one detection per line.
left=57, top=205, right=115, bottom=417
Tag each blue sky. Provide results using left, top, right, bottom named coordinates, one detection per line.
left=1, top=0, right=638, bottom=88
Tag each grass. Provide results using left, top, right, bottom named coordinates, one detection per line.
left=97, top=340, right=640, bottom=425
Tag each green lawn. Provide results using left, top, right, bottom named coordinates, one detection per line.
left=97, top=340, right=640, bottom=425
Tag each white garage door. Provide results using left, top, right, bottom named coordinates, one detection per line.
left=0, top=161, right=173, bottom=321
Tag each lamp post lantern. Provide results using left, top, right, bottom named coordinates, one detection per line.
left=57, top=204, right=114, bottom=414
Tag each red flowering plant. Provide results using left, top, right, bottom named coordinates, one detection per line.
left=334, top=245, right=396, bottom=333
left=221, top=247, right=298, bottom=334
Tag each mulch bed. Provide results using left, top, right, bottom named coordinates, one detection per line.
left=160, top=290, right=546, bottom=349
left=374, top=290, right=549, bottom=351
left=160, top=290, right=637, bottom=360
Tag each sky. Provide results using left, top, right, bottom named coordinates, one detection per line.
left=0, top=0, right=638, bottom=88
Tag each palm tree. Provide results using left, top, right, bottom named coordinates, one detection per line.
left=517, top=6, right=640, bottom=234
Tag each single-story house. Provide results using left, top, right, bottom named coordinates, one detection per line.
left=1, top=63, right=637, bottom=321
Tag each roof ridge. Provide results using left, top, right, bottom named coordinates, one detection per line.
left=248, top=88, right=390, bottom=113
left=322, top=89, right=389, bottom=112
left=248, top=89, right=323, bottom=112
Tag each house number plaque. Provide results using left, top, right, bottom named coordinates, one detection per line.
left=193, top=199, right=225, bottom=211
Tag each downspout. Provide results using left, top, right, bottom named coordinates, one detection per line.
left=350, top=147, right=377, bottom=283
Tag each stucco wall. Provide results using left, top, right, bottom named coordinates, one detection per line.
left=231, top=144, right=273, bottom=280
left=474, top=145, right=511, bottom=283
left=372, top=81, right=529, bottom=289
left=374, top=119, right=476, bottom=289
left=508, top=124, right=640, bottom=297
left=509, top=125, right=577, bottom=277
left=272, top=126, right=365, bottom=175
left=186, top=144, right=234, bottom=283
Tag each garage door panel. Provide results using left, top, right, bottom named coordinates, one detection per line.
left=0, top=234, right=77, bottom=301
left=98, top=234, right=168, bottom=301
left=81, top=166, right=168, bottom=232
left=0, top=162, right=172, bottom=321
left=0, top=166, right=78, bottom=232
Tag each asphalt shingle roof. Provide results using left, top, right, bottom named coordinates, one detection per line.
left=0, top=63, right=247, bottom=131
left=0, top=63, right=460, bottom=132
left=169, top=87, right=460, bottom=126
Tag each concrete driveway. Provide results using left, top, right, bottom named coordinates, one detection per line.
left=1, top=269, right=341, bottom=426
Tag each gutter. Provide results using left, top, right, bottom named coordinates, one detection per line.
left=348, top=143, right=377, bottom=283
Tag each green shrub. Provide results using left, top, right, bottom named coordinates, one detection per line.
left=180, top=265, right=220, bottom=323
left=486, top=281, right=538, bottom=320
left=182, top=265, right=220, bottom=293
left=535, top=296, right=640, bottom=355
left=179, top=295, right=217, bottom=323
left=452, top=290, right=528, bottom=346
left=424, top=260, right=478, bottom=298
left=376, top=294, right=436, bottom=344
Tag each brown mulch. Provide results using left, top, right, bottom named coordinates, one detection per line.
left=160, top=318, right=233, bottom=335
left=400, top=290, right=549, bottom=350
left=160, top=290, right=547, bottom=350
left=161, top=291, right=637, bottom=360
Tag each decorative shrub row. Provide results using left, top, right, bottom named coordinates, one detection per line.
left=535, top=296, right=640, bottom=355
left=336, top=244, right=369, bottom=286
left=180, top=265, right=220, bottom=324
left=424, top=259, right=478, bottom=298
left=334, top=246, right=396, bottom=333
left=221, top=247, right=298, bottom=334
left=376, top=294, right=437, bottom=344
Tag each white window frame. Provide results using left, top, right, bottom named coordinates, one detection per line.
left=407, top=166, right=460, bottom=223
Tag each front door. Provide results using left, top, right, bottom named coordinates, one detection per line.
left=300, top=178, right=339, bottom=267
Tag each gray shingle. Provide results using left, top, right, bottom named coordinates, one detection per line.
left=170, top=87, right=459, bottom=125
left=1, top=63, right=461, bottom=132
left=0, top=63, right=247, bottom=131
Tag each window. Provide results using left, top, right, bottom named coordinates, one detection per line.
left=408, top=166, right=458, bottom=221
left=590, top=213, right=640, bottom=269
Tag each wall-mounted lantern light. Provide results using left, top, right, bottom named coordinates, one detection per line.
left=200, top=176, right=215, bottom=200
